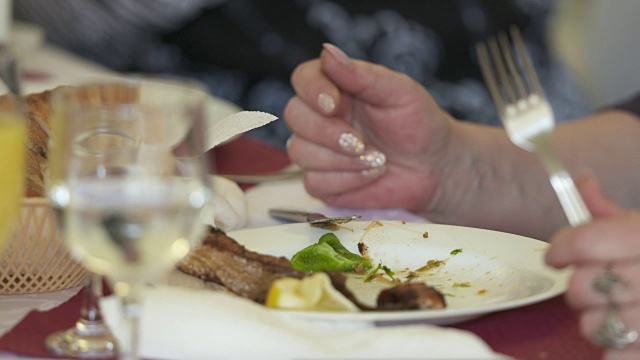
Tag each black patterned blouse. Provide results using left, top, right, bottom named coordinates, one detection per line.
left=613, top=93, right=640, bottom=117
left=16, top=0, right=592, bottom=148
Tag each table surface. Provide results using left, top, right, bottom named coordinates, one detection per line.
left=0, top=135, right=602, bottom=360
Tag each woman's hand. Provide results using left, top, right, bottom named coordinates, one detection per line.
left=546, top=176, right=640, bottom=359
left=284, top=43, right=457, bottom=213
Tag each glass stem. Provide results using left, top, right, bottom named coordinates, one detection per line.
left=121, top=290, right=142, bottom=360
left=81, top=272, right=103, bottom=322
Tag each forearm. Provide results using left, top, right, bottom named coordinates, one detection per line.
left=426, top=120, right=562, bottom=240
left=424, top=109, right=640, bottom=241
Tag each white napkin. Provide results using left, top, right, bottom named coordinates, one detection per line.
left=206, top=110, right=278, bottom=150
left=199, top=110, right=277, bottom=231
left=204, top=175, right=248, bottom=231
left=100, top=285, right=509, bottom=360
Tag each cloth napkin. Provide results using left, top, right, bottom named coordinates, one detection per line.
left=202, top=110, right=278, bottom=231
left=0, top=286, right=82, bottom=338
left=204, top=175, right=248, bottom=231
left=100, top=284, right=510, bottom=360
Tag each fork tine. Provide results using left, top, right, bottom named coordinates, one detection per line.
left=498, top=31, right=528, bottom=100
left=488, top=35, right=518, bottom=105
left=475, top=41, right=506, bottom=118
left=510, top=26, right=545, bottom=98
left=477, top=26, right=544, bottom=112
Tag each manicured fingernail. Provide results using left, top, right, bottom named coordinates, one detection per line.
left=361, top=166, right=386, bottom=178
left=323, top=43, right=352, bottom=67
left=286, top=136, right=293, bottom=150
left=317, top=92, right=335, bottom=114
left=338, top=132, right=364, bottom=155
left=359, top=149, right=386, bottom=168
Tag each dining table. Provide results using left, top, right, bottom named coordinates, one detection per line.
left=0, top=132, right=603, bottom=360
left=0, top=22, right=604, bottom=360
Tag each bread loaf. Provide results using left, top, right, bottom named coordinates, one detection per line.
left=1, top=83, right=141, bottom=197
left=23, top=90, right=54, bottom=197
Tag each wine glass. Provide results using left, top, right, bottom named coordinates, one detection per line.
left=45, top=272, right=118, bottom=358
left=45, top=83, right=140, bottom=358
left=47, top=79, right=213, bottom=360
left=0, top=95, right=26, bottom=251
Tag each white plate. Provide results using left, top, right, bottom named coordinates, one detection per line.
left=229, top=220, right=571, bottom=325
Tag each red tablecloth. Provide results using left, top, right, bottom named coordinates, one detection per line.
left=0, top=135, right=603, bottom=360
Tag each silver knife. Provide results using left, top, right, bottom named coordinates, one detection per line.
left=268, top=208, right=361, bottom=225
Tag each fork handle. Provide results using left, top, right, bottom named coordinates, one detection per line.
left=548, top=171, right=592, bottom=226
left=536, top=144, right=592, bottom=226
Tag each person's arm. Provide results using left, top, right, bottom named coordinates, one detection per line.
left=285, top=44, right=640, bottom=241
left=435, top=107, right=640, bottom=240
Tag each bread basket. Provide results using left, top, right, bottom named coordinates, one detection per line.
left=0, top=197, right=87, bottom=294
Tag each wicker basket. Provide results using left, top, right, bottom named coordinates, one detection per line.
left=0, top=198, right=87, bottom=294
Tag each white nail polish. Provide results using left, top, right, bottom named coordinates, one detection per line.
left=317, top=92, right=335, bottom=114
left=359, top=149, right=386, bottom=168
left=338, top=132, right=364, bottom=155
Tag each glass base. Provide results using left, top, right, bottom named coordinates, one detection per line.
left=45, top=319, right=118, bottom=358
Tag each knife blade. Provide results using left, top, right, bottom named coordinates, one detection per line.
left=268, top=208, right=361, bottom=225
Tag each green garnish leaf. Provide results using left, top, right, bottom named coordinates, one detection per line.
left=363, top=263, right=395, bottom=282
left=291, top=233, right=372, bottom=272
left=363, top=263, right=382, bottom=282
left=381, top=265, right=395, bottom=280
left=450, top=248, right=463, bottom=255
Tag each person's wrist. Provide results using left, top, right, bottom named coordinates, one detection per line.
left=419, top=118, right=478, bottom=223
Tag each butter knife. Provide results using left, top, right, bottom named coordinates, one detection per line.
left=268, top=208, right=361, bottom=225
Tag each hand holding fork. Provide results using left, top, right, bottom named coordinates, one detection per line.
left=476, top=26, right=637, bottom=350
left=475, top=26, right=590, bottom=227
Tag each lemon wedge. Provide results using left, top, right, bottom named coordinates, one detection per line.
left=265, top=273, right=359, bottom=312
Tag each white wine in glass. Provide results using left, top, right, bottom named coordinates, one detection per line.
left=48, top=80, right=213, bottom=360
left=0, top=97, right=26, bottom=251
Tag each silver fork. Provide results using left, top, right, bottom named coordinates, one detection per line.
left=475, top=26, right=591, bottom=226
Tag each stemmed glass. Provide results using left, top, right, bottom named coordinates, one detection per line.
left=45, top=272, right=117, bottom=358
left=47, top=80, right=213, bottom=360
left=45, top=84, right=136, bottom=359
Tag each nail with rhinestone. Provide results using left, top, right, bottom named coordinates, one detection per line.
left=338, top=132, right=364, bottom=155
left=317, top=92, right=335, bottom=114
left=359, top=149, right=386, bottom=168
left=361, top=166, right=387, bottom=178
